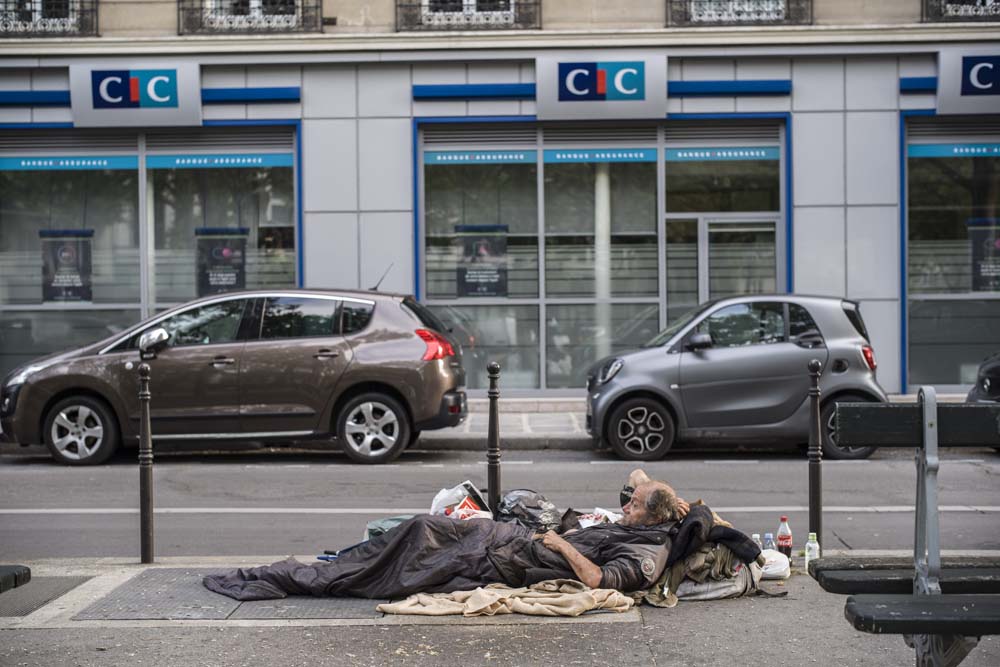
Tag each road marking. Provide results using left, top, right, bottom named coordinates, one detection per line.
left=3, top=506, right=999, bottom=515
left=703, top=460, right=760, bottom=464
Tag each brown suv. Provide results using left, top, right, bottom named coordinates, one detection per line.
left=0, top=290, right=467, bottom=465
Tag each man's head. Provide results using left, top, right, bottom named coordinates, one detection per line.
left=620, top=481, right=678, bottom=527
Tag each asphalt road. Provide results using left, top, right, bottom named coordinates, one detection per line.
left=2, top=446, right=998, bottom=560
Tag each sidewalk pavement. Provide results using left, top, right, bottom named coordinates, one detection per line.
left=2, top=551, right=998, bottom=666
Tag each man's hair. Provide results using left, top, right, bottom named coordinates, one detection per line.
left=643, top=483, right=678, bottom=524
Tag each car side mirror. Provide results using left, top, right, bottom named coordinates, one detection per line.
left=138, top=327, right=169, bottom=360
left=686, top=331, right=713, bottom=351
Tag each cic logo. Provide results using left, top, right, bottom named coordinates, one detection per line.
left=558, top=61, right=645, bottom=101
left=91, top=69, right=178, bottom=109
left=961, top=56, right=1000, bottom=96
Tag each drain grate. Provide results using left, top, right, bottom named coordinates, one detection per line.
left=230, top=595, right=387, bottom=619
left=73, top=568, right=239, bottom=621
left=0, top=576, right=92, bottom=617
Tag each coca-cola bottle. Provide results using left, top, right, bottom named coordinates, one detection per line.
left=777, top=515, right=793, bottom=558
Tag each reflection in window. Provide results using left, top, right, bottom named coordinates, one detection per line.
left=697, top=302, right=785, bottom=347
left=544, top=161, right=657, bottom=298
left=665, top=159, right=780, bottom=212
left=341, top=302, right=374, bottom=334
left=708, top=222, right=776, bottom=299
left=261, top=297, right=338, bottom=339
left=160, top=299, right=247, bottom=347
left=666, top=219, right=698, bottom=323
left=430, top=304, right=539, bottom=388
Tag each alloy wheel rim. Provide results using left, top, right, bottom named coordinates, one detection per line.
left=50, top=405, right=104, bottom=461
left=344, top=401, right=399, bottom=457
left=616, top=406, right=665, bottom=456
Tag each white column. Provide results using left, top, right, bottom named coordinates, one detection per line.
left=595, top=162, right=612, bottom=359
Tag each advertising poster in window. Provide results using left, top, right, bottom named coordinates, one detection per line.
left=456, top=224, right=508, bottom=297
left=40, top=230, right=93, bottom=302
left=968, top=218, right=1000, bottom=291
left=196, top=228, right=247, bottom=297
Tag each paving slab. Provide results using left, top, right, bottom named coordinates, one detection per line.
left=229, top=595, right=388, bottom=620
left=0, top=576, right=91, bottom=617
left=73, top=568, right=238, bottom=621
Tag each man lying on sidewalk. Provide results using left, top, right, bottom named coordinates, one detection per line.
left=204, top=471, right=691, bottom=601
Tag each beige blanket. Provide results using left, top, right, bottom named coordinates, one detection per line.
left=376, top=579, right=634, bottom=617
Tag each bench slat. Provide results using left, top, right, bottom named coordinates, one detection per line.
left=817, top=568, right=1000, bottom=595
left=845, top=594, right=1000, bottom=635
left=836, top=403, right=1000, bottom=447
left=810, top=556, right=1000, bottom=577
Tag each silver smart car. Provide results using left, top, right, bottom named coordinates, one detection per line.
left=586, top=295, right=888, bottom=461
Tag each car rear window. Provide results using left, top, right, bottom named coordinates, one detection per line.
left=402, top=298, right=448, bottom=333
left=841, top=301, right=870, bottom=342
left=341, top=301, right=374, bottom=334
left=789, top=303, right=820, bottom=337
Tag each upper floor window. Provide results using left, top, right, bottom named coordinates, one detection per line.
left=666, top=0, right=812, bottom=26
left=178, top=0, right=322, bottom=34
left=396, top=0, right=540, bottom=30
left=0, top=0, right=98, bottom=37
left=924, top=0, right=1000, bottom=21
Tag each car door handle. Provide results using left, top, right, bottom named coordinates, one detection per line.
left=313, top=349, right=340, bottom=360
left=211, top=356, right=236, bottom=367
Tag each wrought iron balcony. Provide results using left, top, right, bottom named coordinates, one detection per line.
left=396, top=0, right=541, bottom=31
left=667, top=0, right=812, bottom=26
left=923, top=0, right=1000, bottom=21
left=0, top=0, right=97, bottom=37
left=178, top=0, right=322, bottom=34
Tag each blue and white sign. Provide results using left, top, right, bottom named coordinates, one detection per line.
left=424, top=151, right=537, bottom=165
left=536, top=51, right=667, bottom=121
left=543, top=149, right=656, bottom=163
left=908, top=143, right=1000, bottom=158
left=0, top=156, right=138, bottom=171
left=146, top=153, right=294, bottom=169
left=666, top=147, right=780, bottom=162
left=70, top=62, right=201, bottom=127
left=938, top=48, right=1000, bottom=115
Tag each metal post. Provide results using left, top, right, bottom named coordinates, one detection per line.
left=486, top=361, right=502, bottom=519
left=138, top=363, right=154, bottom=564
left=807, top=359, right=823, bottom=548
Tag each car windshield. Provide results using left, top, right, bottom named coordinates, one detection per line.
left=642, top=301, right=716, bottom=348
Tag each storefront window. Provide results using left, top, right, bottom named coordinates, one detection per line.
left=908, top=143, right=1000, bottom=386
left=149, top=154, right=296, bottom=304
left=665, top=148, right=780, bottom=212
left=424, top=152, right=538, bottom=299
left=430, top=304, right=539, bottom=389
left=0, top=162, right=140, bottom=305
left=544, top=151, right=657, bottom=298
left=666, top=219, right=698, bottom=323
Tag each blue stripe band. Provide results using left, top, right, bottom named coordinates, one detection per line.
left=900, top=77, right=938, bottom=93
left=667, top=80, right=791, bottom=97
left=666, top=146, right=780, bottom=161
left=146, top=153, right=294, bottom=169
left=0, top=90, right=71, bottom=106
left=0, top=156, right=137, bottom=171
left=413, top=83, right=536, bottom=100
left=424, top=150, right=536, bottom=165
left=908, top=143, right=1000, bottom=158
left=544, top=148, right=656, bottom=163
left=201, top=87, right=301, bottom=103
left=194, top=227, right=250, bottom=236
left=38, top=229, right=95, bottom=238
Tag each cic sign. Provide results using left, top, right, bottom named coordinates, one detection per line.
left=536, top=52, right=666, bottom=120
left=938, top=48, right=1000, bottom=115
left=70, top=62, right=202, bottom=127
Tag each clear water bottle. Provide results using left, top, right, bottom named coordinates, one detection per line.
left=777, top=515, right=793, bottom=558
left=805, top=532, right=821, bottom=568
left=751, top=533, right=763, bottom=550
left=763, top=532, right=777, bottom=551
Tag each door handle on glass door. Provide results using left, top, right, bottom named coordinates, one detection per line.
left=314, top=349, right=339, bottom=360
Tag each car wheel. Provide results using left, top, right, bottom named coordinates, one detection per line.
left=336, top=393, right=411, bottom=464
left=606, top=397, right=675, bottom=461
left=43, top=396, right=120, bottom=466
left=820, top=394, right=877, bottom=460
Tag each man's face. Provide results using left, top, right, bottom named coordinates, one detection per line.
left=620, top=484, right=652, bottom=527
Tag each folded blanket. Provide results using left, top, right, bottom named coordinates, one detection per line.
left=376, top=579, right=633, bottom=617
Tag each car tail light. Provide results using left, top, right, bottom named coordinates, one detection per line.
left=416, top=329, right=454, bottom=361
left=861, top=345, right=877, bottom=372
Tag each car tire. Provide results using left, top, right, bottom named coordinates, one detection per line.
left=606, top=397, right=675, bottom=461
left=336, top=393, right=411, bottom=464
left=43, top=395, right=120, bottom=466
left=821, top=394, right=877, bottom=460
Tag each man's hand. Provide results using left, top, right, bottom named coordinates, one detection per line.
left=538, top=531, right=602, bottom=589
left=676, top=497, right=690, bottom=519
left=627, top=469, right=652, bottom=488
left=541, top=530, right=568, bottom=553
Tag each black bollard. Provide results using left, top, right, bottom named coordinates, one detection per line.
left=138, top=363, right=154, bottom=564
left=486, top=362, right=502, bottom=519
left=807, top=359, right=823, bottom=549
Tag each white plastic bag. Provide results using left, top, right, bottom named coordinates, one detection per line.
left=760, top=548, right=790, bottom=580
left=430, top=480, right=489, bottom=516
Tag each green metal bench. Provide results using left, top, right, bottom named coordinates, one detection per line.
left=809, top=388, right=1000, bottom=667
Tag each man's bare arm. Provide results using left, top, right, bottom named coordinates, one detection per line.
left=539, top=531, right=603, bottom=588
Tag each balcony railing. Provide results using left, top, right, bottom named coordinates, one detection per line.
left=667, top=0, right=812, bottom=26
left=0, top=0, right=97, bottom=37
left=923, top=0, right=1000, bottom=21
left=396, top=0, right=540, bottom=31
left=178, top=0, right=322, bottom=34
